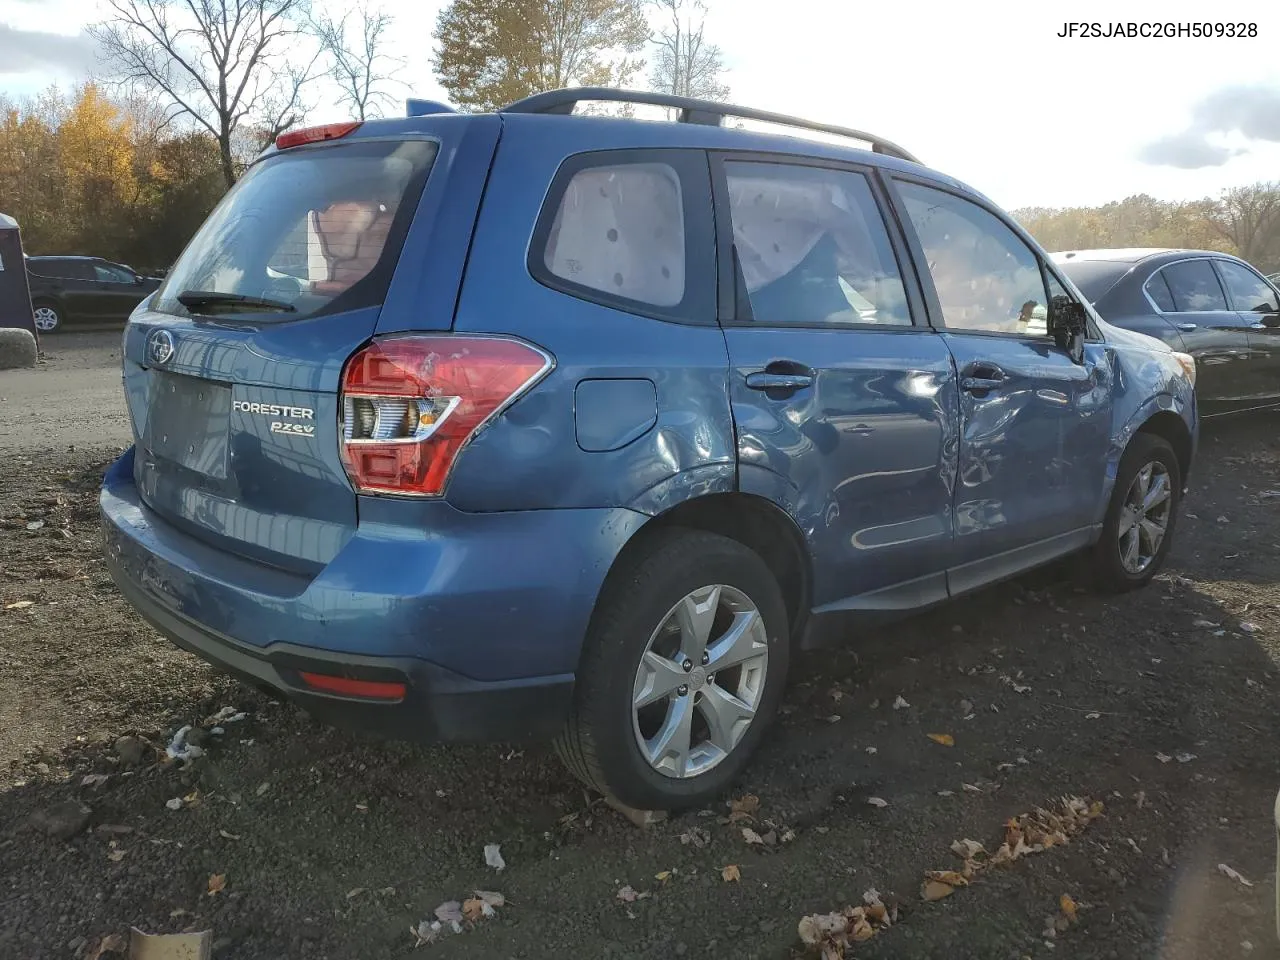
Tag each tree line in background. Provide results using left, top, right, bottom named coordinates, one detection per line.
left=2, top=0, right=1277, bottom=279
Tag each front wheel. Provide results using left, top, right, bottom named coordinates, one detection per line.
left=32, top=302, right=62, bottom=333
left=555, top=528, right=790, bottom=811
left=1090, top=433, right=1181, bottom=591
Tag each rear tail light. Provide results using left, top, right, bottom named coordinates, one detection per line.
left=338, top=335, right=553, bottom=497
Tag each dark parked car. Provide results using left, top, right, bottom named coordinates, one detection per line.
left=26, top=255, right=162, bottom=332
left=101, top=89, right=1197, bottom=810
left=1053, top=248, right=1280, bottom=416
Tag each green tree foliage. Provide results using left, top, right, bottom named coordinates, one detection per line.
left=432, top=0, right=650, bottom=113
left=1015, top=186, right=1280, bottom=273
left=0, top=84, right=225, bottom=274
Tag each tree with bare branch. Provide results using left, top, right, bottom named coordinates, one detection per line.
left=1207, top=183, right=1280, bottom=268
left=91, top=0, right=323, bottom=188
left=311, top=3, right=403, bottom=121
left=648, top=0, right=728, bottom=103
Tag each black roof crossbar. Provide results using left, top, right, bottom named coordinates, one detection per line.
left=501, top=87, right=920, bottom=164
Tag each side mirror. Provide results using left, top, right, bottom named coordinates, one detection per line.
left=134, top=274, right=145, bottom=285
left=1049, top=294, right=1087, bottom=363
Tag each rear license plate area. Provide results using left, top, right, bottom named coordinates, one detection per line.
left=144, top=372, right=231, bottom=479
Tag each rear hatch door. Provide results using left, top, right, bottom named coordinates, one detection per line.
left=122, top=116, right=499, bottom=574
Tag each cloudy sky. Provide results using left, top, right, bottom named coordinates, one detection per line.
left=3, top=0, right=1279, bottom=211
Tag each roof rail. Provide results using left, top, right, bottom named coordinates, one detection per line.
left=500, top=87, right=920, bottom=164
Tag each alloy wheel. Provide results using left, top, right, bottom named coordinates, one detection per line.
left=1117, top=460, right=1172, bottom=575
left=32, top=306, right=59, bottom=332
left=631, top=584, right=769, bottom=779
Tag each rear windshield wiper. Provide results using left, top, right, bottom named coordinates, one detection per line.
left=177, top=290, right=297, bottom=314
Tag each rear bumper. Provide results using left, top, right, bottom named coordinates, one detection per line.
left=101, top=447, right=647, bottom=742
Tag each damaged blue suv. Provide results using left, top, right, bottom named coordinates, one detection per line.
left=102, top=88, right=1197, bottom=810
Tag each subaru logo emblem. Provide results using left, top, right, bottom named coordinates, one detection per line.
left=147, top=329, right=175, bottom=366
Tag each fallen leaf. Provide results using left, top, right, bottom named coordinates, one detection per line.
left=1218, top=863, right=1253, bottom=887
left=81, top=774, right=110, bottom=788
left=730, top=794, right=760, bottom=816
left=950, top=839, right=986, bottom=859
left=484, top=843, right=506, bottom=871
left=654, top=870, right=672, bottom=882
left=474, top=890, right=504, bottom=907
left=346, top=887, right=366, bottom=899
left=892, top=695, right=910, bottom=710
left=922, top=879, right=958, bottom=901
left=1060, top=893, right=1078, bottom=921
left=962, top=782, right=981, bottom=793
left=86, top=934, right=127, bottom=959
left=742, top=827, right=764, bottom=844
left=866, top=796, right=889, bottom=808
left=462, top=897, right=489, bottom=922
left=207, top=873, right=226, bottom=896
left=1176, top=752, right=1197, bottom=763
left=722, top=864, right=741, bottom=882
left=1155, top=752, right=1172, bottom=763
left=1085, top=712, right=1101, bottom=720
left=824, top=714, right=842, bottom=724
left=106, top=847, right=126, bottom=862
left=1240, top=622, right=1260, bottom=634
left=937, top=789, right=955, bottom=797
left=25, top=520, right=44, bottom=531
left=219, top=829, right=241, bottom=841
left=4, top=600, right=34, bottom=610
left=616, top=885, right=649, bottom=903
left=925, top=870, right=969, bottom=887
left=927, top=733, right=955, bottom=747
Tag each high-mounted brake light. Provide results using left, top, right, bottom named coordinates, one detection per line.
left=338, top=336, right=553, bottom=497
left=275, top=121, right=362, bottom=150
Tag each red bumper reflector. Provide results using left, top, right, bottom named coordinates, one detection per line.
left=299, top=671, right=406, bottom=701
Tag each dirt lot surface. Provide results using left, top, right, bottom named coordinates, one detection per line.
left=3, top=335, right=1280, bottom=959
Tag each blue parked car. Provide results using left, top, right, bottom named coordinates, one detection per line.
left=101, top=88, right=1198, bottom=810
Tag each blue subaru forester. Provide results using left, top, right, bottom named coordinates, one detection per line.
left=101, top=88, right=1198, bottom=810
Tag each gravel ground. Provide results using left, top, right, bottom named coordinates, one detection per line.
left=2, top=335, right=1280, bottom=959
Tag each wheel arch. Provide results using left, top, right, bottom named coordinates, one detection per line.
left=601, top=492, right=814, bottom=645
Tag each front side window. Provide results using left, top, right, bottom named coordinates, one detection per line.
left=153, top=139, right=437, bottom=320
left=724, top=161, right=910, bottom=326
left=541, top=161, right=685, bottom=308
left=1161, top=260, right=1228, bottom=312
left=1216, top=260, right=1280, bottom=313
left=896, top=181, right=1048, bottom=336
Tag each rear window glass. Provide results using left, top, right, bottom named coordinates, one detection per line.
left=1162, top=259, right=1228, bottom=312
left=153, top=139, right=437, bottom=320
left=541, top=162, right=685, bottom=308
left=1055, top=260, right=1130, bottom=304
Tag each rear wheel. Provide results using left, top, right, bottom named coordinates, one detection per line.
left=1090, top=433, right=1180, bottom=592
left=555, top=528, right=790, bottom=810
left=32, top=302, right=62, bottom=333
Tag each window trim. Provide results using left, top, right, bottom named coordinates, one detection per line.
left=708, top=150, right=928, bottom=332
left=1210, top=257, right=1280, bottom=314
left=1143, top=257, right=1231, bottom=315
left=526, top=147, right=716, bottom=326
left=884, top=172, right=1100, bottom=343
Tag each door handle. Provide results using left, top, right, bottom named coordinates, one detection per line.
left=1176, top=322, right=1198, bottom=332
left=959, top=363, right=1007, bottom=393
left=745, top=372, right=814, bottom=391
left=1250, top=322, right=1267, bottom=330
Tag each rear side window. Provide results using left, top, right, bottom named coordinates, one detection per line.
left=1144, top=271, right=1176, bottom=312
left=530, top=149, right=714, bottom=323
left=152, top=139, right=437, bottom=320
left=1055, top=259, right=1129, bottom=304
left=724, top=161, right=910, bottom=326
left=1162, top=260, right=1228, bottom=312
left=95, top=263, right=134, bottom=283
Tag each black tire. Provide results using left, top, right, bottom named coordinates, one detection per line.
left=1090, top=433, right=1181, bottom=592
left=555, top=527, right=790, bottom=811
left=31, top=300, right=62, bottom=334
